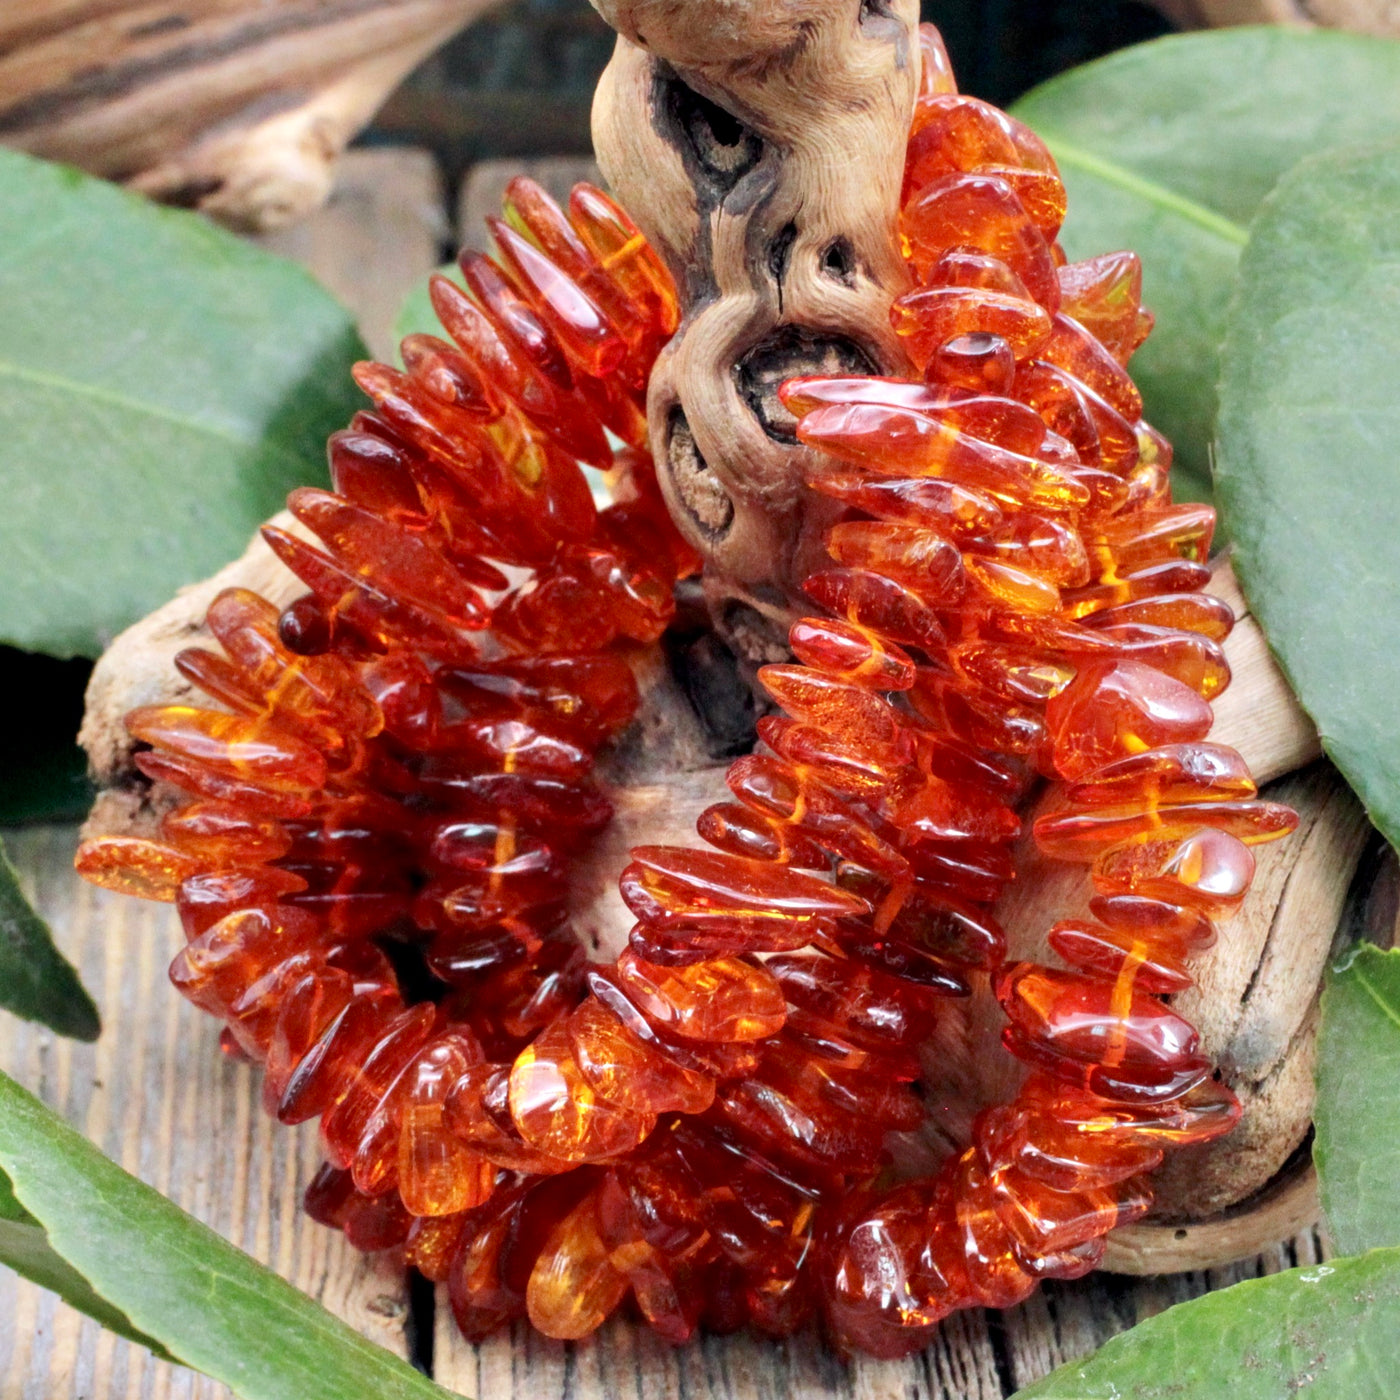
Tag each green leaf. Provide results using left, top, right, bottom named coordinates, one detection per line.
left=1012, top=27, right=1400, bottom=493
left=392, top=264, right=455, bottom=355
left=0, top=1162, right=170, bottom=1356
left=1316, top=945, right=1400, bottom=1256
left=0, top=1070, right=460, bottom=1399
left=0, top=837, right=98, bottom=1040
left=1012, top=1247, right=1400, bottom=1398
left=0, top=149, right=368, bottom=661
left=1215, top=140, right=1400, bottom=851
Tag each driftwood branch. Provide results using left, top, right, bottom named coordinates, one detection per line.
left=590, top=0, right=922, bottom=661
left=0, top=0, right=497, bottom=230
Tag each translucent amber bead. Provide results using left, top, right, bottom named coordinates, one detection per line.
left=75, top=837, right=200, bottom=902
left=1033, top=799, right=1297, bottom=860
left=788, top=617, right=917, bottom=691
left=998, top=963, right=1201, bottom=1072
left=527, top=1193, right=630, bottom=1340
left=1087, top=592, right=1234, bottom=642
left=1045, top=661, right=1214, bottom=781
left=927, top=332, right=1018, bottom=396
left=800, top=401, right=1087, bottom=511
left=614, top=950, right=786, bottom=1043
left=1092, top=828, right=1256, bottom=917
left=902, top=172, right=1059, bottom=306
left=320, top=1004, right=437, bottom=1173
left=126, top=706, right=328, bottom=793
left=620, top=845, right=869, bottom=935
left=1057, top=252, right=1153, bottom=364
left=567, top=995, right=715, bottom=1115
left=1046, top=920, right=1193, bottom=994
left=950, top=1151, right=1037, bottom=1309
left=508, top=1017, right=654, bottom=1162
left=802, top=568, right=947, bottom=651
left=399, top=1034, right=496, bottom=1217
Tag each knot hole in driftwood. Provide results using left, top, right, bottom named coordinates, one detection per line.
left=592, top=0, right=921, bottom=662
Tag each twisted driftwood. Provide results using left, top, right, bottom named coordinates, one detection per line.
left=80, top=1, right=1379, bottom=1278
left=0, top=0, right=497, bottom=231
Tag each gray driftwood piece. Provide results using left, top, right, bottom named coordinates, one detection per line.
left=0, top=0, right=496, bottom=230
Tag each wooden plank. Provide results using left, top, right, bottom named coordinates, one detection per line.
left=0, top=825, right=415, bottom=1400
left=256, top=146, right=449, bottom=363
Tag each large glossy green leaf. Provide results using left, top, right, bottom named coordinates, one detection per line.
left=0, top=1071, right=459, bottom=1399
left=0, top=150, right=367, bottom=660
left=1215, top=140, right=1400, bottom=851
left=0, top=837, right=98, bottom=1040
left=0, top=1162, right=169, bottom=1356
left=1315, top=945, right=1400, bottom=1256
left=1012, top=27, right=1400, bottom=497
left=1013, top=1247, right=1400, bottom=1398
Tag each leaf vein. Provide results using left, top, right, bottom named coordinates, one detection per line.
left=0, top=359, right=292, bottom=458
left=1036, top=132, right=1250, bottom=246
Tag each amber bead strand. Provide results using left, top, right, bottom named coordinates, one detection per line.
left=792, top=29, right=1299, bottom=1355
left=70, top=22, right=1303, bottom=1356
left=77, top=179, right=695, bottom=1250
left=504, top=22, right=1296, bottom=1348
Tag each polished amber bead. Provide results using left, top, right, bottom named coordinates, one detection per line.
left=508, top=1017, right=654, bottom=1163
left=1046, top=920, right=1193, bottom=994
left=1092, top=828, right=1256, bottom=916
left=905, top=172, right=1058, bottom=306
left=620, top=845, right=869, bottom=936
left=399, top=1033, right=497, bottom=1217
left=614, top=950, right=786, bottom=1043
left=526, top=1191, right=630, bottom=1340
left=75, top=837, right=201, bottom=902
left=1034, top=798, right=1297, bottom=860
left=998, top=963, right=1201, bottom=1070
left=1045, top=660, right=1214, bottom=781
left=567, top=995, right=716, bottom=1115
left=802, top=567, right=948, bottom=651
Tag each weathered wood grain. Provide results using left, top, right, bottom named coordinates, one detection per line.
left=0, top=0, right=493, bottom=231
left=0, top=826, right=414, bottom=1400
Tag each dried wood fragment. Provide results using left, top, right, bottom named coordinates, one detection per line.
left=590, top=0, right=922, bottom=661
left=0, top=0, right=496, bottom=231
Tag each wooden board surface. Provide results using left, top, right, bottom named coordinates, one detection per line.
left=0, top=825, right=1329, bottom=1400
left=256, top=146, right=449, bottom=363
